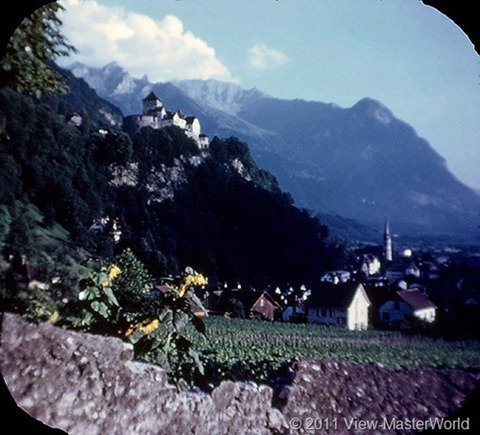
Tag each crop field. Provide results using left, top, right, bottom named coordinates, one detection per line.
left=195, top=317, right=480, bottom=386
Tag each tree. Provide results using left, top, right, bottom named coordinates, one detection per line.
left=0, top=2, right=77, bottom=98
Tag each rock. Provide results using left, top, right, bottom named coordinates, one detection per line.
left=0, top=314, right=287, bottom=434
left=266, top=408, right=288, bottom=431
left=1, top=314, right=479, bottom=434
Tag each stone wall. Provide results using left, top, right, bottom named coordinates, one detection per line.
left=0, top=313, right=286, bottom=434
left=1, top=312, right=479, bottom=434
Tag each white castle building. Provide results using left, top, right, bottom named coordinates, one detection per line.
left=123, top=92, right=209, bottom=149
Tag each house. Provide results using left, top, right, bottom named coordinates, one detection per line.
left=245, top=291, right=281, bottom=320
left=378, top=288, right=437, bottom=323
left=320, top=270, right=351, bottom=284
left=359, top=254, right=381, bottom=276
left=307, top=282, right=371, bottom=331
left=212, top=290, right=282, bottom=320
left=386, top=263, right=420, bottom=283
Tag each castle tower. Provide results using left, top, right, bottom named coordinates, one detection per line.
left=142, top=91, right=163, bottom=115
left=383, top=218, right=393, bottom=262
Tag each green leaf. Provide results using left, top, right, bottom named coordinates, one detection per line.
left=91, top=301, right=110, bottom=319
left=102, top=286, right=120, bottom=307
left=173, top=311, right=189, bottom=332
left=92, top=272, right=109, bottom=287
left=188, top=348, right=205, bottom=375
left=191, top=315, right=207, bottom=337
left=159, top=308, right=173, bottom=325
left=189, top=292, right=208, bottom=317
left=78, top=286, right=97, bottom=301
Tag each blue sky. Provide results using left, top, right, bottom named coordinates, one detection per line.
left=58, top=0, right=480, bottom=190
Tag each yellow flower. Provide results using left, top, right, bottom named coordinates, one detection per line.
left=46, top=312, right=58, bottom=324
left=139, top=318, right=159, bottom=334
left=108, top=264, right=122, bottom=281
left=124, top=325, right=135, bottom=338
left=177, top=271, right=207, bottom=297
left=178, top=284, right=188, bottom=298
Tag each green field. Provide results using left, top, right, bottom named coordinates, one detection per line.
left=195, top=317, right=480, bottom=386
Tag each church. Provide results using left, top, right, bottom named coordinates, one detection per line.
left=123, top=92, right=209, bottom=149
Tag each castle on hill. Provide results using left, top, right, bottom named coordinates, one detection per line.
left=123, top=92, right=209, bottom=149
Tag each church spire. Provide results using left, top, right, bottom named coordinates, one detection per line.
left=384, top=218, right=393, bottom=262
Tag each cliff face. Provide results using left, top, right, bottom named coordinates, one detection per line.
left=1, top=313, right=479, bottom=434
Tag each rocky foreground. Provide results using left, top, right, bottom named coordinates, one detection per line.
left=0, top=313, right=479, bottom=434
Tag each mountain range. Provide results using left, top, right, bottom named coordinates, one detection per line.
left=67, top=61, right=480, bottom=240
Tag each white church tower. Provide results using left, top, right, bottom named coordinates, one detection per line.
left=383, top=218, right=393, bottom=262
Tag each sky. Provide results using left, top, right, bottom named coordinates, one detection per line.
left=56, top=0, right=480, bottom=190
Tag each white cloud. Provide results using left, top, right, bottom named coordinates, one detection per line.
left=59, top=0, right=233, bottom=82
left=248, top=44, right=288, bottom=70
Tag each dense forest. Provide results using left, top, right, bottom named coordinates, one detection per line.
left=0, top=83, right=347, bottom=298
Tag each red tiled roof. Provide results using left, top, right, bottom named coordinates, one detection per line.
left=397, top=289, right=436, bottom=310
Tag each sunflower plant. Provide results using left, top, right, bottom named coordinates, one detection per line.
left=125, top=267, right=208, bottom=390
left=64, top=262, right=122, bottom=334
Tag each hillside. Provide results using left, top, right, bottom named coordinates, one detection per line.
left=68, top=62, right=480, bottom=240
left=0, top=84, right=342, bottom=288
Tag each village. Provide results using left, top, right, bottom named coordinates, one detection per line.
left=169, top=218, right=480, bottom=338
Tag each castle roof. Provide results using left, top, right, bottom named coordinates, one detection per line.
left=143, top=91, right=160, bottom=101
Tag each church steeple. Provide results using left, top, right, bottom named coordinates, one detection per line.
left=383, top=218, right=393, bottom=262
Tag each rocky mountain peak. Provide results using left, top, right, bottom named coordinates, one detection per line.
left=172, top=79, right=265, bottom=116
left=351, top=98, right=394, bottom=125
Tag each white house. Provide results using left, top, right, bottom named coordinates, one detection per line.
left=378, top=289, right=437, bottom=323
left=320, top=270, right=351, bottom=284
left=307, top=282, right=371, bottom=331
left=359, top=254, right=381, bottom=276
